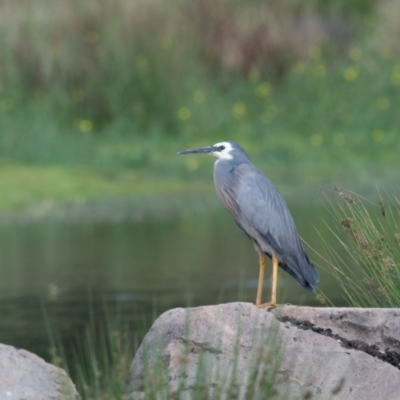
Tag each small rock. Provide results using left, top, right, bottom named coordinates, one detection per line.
left=0, top=343, right=79, bottom=400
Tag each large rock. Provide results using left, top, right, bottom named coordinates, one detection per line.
left=271, top=306, right=400, bottom=352
left=130, top=303, right=400, bottom=400
left=0, top=343, right=79, bottom=400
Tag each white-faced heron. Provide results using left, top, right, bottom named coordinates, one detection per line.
left=178, top=141, right=319, bottom=307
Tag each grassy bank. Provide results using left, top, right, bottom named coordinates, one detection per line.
left=0, top=0, right=399, bottom=216
left=0, top=157, right=395, bottom=217
left=0, top=160, right=215, bottom=213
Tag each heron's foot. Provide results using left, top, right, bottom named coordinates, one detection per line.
left=256, top=301, right=277, bottom=309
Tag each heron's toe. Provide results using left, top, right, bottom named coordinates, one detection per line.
left=256, top=301, right=277, bottom=309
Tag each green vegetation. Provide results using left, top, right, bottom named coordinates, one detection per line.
left=49, top=305, right=138, bottom=400
left=322, top=189, right=400, bottom=307
left=49, top=302, right=282, bottom=400
left=0, top=160, right=214, bottom=213
left=0, top=0, right=400, bottom=213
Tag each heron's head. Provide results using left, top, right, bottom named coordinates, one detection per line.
left=178, top=141, right=249, bottom=161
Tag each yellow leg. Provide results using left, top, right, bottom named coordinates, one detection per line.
left=270, top=255, right=278, bottom=306
left=258, top=255, right=278, bottom=308
left=255, top=248, right=266, bottom=306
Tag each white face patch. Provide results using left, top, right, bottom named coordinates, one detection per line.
left=211, top=141, right=234, bottom=160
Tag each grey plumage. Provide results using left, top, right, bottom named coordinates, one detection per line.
left=178, top=140, right=319, bottom=294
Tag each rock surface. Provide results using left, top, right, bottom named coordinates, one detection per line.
left=0, top=343, right=79, bottom=400
left=130, top=303, right=400, bottom=400
left=271, top=306, right=400, bottom=352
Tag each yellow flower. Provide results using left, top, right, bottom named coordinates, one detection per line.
left=160, top=36, right=172, bottom=50
left=308, top=46, right=321, bottom=59
left=310, top=134, right=323, bottom=147
left=1, top=99, right=14, bottom=111
left=349, top=48, right=362, bottom=61
left=340, top=113, right=353, bottom=125
left=313, top=64, right=326, bottom=78
left=255, top=83, right=271, bottom=98
left=178, top=107, right=191, bottom=121
left=85, top=31, right=99, bottom=44
left=232, top=102, right=246, bottom=118
left=193, top=91, right=205, bottom=103
left=343, top=67, right=359, bottom=82
left=293, top=62, right=306, bottom=74
left=186, top=158, right=199, bottom=172
left=390, top=66, right=400, bottom=86
left=72, top=89, right=85, bottom=101
left=333, top=133, right=346, bottom=146
left=78, top=119, right=93, bottom=132
left=372, top=129, right=385, bottom=142
left=381, top=48, right=393, bottom=60
left=136, top=55, right=148, bottom=70
left=248, top=68, right=260, bottom=82
left=376, top=97, right=390, bottom=110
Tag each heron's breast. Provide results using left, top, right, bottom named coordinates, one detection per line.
left=213, top=165, right=240, bottom=217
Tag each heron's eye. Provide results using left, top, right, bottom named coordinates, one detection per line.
left=219, top=145, right=225, bottom=151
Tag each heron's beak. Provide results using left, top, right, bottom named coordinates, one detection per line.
left=178, top=146, right=217, bottom=155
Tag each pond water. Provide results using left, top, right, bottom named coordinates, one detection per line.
left=0, top=201, right=347, bottom=361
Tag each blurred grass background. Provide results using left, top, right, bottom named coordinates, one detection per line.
left=0, top=0, right=399, bottom=213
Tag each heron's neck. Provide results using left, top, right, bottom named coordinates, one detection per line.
left=214, top=158, right=236, bottom=172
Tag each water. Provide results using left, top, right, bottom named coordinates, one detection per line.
left=0, top=202, right=346, bottom=361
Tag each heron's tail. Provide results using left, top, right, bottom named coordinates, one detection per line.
left=279, top=253, right=319, bottom=292
left=301, top=261, right=319, bottom=292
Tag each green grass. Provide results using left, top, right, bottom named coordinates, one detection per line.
left=0, top=156, right=220, bottom=214
left=320, top=189, right=400, bottom=307
left=48, top=302, right=283, bottom=400
left=48, top=305, right=138, bottom=400
left=0, top=0, right=399, bottom=213
left=0, top=0, right=399, bottom=169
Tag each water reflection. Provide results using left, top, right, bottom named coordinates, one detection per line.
left=0, top=203, right=347, bottom=359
